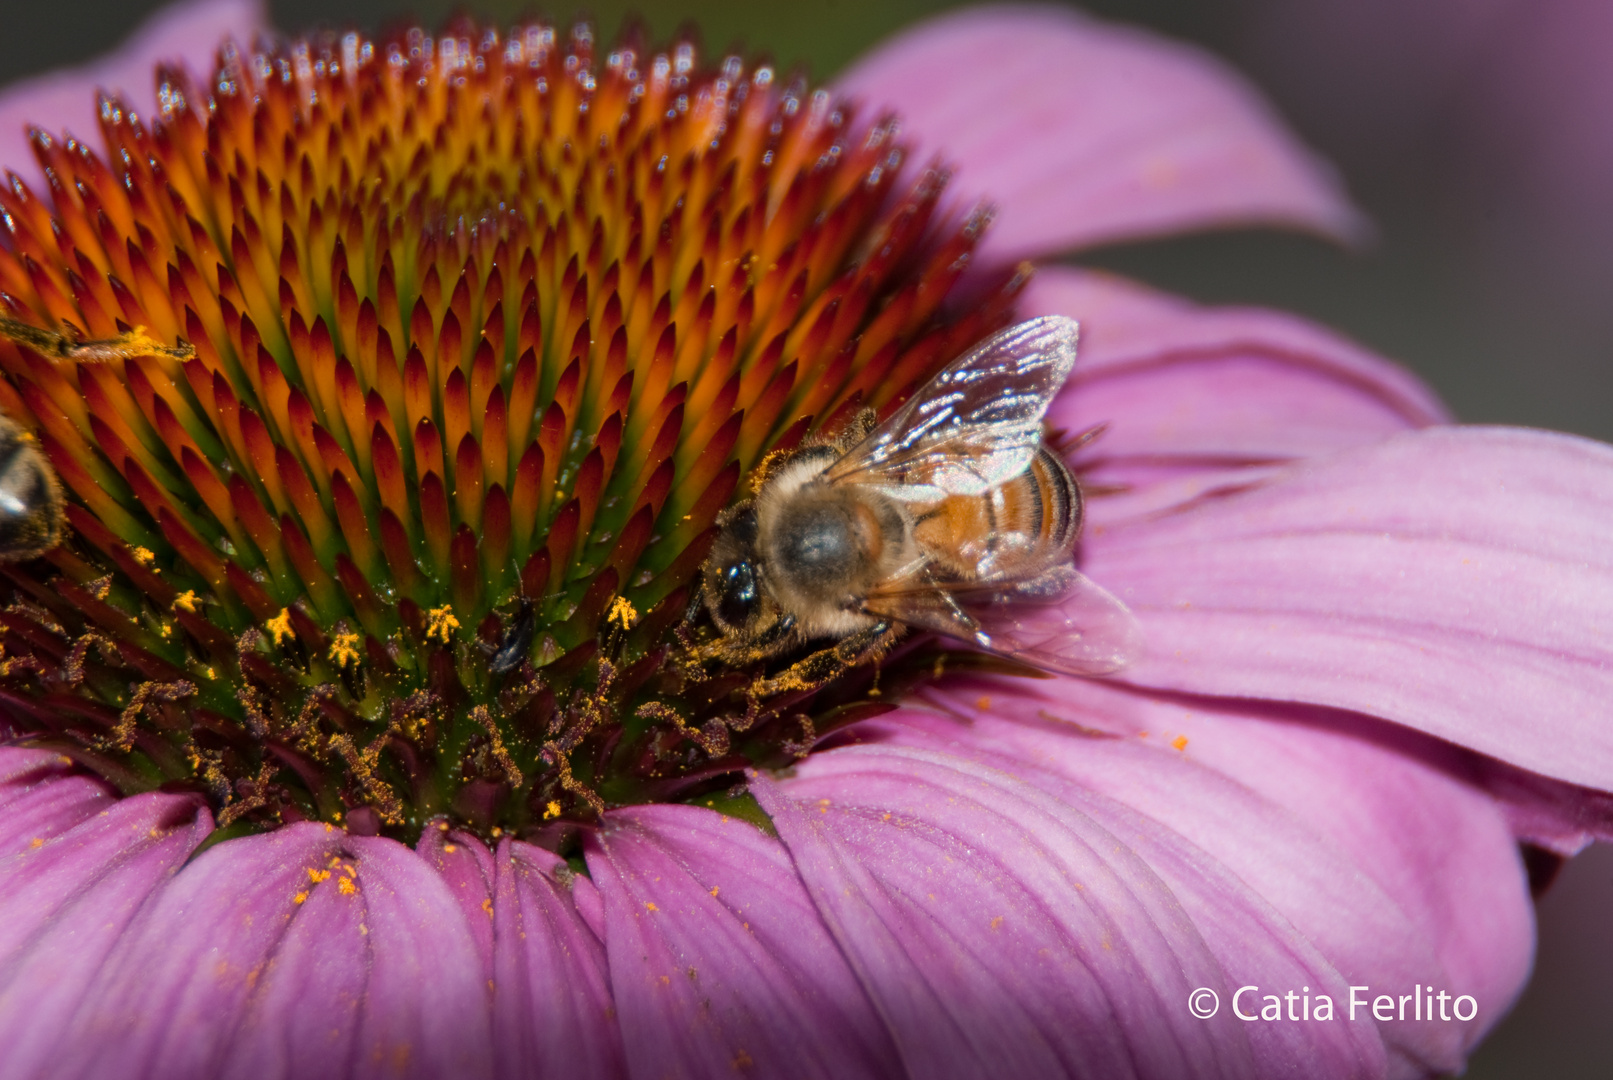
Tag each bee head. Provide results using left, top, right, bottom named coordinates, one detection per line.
left=703, top=503, right=768, bottom=634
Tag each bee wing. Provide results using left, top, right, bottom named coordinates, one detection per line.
left=824, top=316, right=1079, bottom=500
left=863, top=564, right=1141, bottom=677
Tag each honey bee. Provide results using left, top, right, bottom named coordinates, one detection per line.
left=0, top=316, right=195, bottom=563
left=697, top=315, right=1140, bottom=695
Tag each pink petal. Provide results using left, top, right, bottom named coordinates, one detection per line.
left=0, top=0, right=266, bottom=192
left=585, top=804, right=901, bottom=1080
left=0, top=748, right=118, bottom=853
left=58, top=823, right=492, bottom=1079
left=1022, top=267, right=1447, bottom=528
left=881, top=673, right=1535, bottom=1070
left=487, top=839, right=625, bottom=1080
left=416, top=819, right=499, bottom=981
left=751, top=748, right=1385, bottom=1079
left=1084, top=425, right=1613, bottom=791
left=0, top=780, right=212, bottom=1080
left=834, top=4, right=1365, bottom=265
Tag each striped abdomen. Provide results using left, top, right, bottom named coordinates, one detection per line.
left=912, top=446, right=1082, bottom=580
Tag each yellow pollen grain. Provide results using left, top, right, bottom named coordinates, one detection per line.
left=307, top=868, right=331, bottom=884
left=328, top=633, right=362, bottom=669
left=265, top=609, right=294, bottom=646
left=443, top=843, right=457, bottom=854
left=645, top=901, right=658, bottom=912
left=606, top=595, right=639, bottom=631
left=1171, top=735, right=1189, bottom=752
left=132, top=546, right=155, bottom=565
left=293, top=890, right=309, bottom=904
left=338, top=877, right=358, bottom=896
left=990, top=915, right=1004, bottom=932
left=544, top=801, right=562, bottom=820
left=172, top=590, right=200, bottom=613
left=425, top=605, right=460, bottom=644
left=29, top=837, right=43, bottom=849
left=482, top=898, right=494, bottom=918
left=976, top=696, right=992, bottom=711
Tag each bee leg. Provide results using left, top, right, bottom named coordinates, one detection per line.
left=688, top=614, right=796, bottom=669
left=748, top=621, right=898, bottom=699
left=0, top=316, right=194, bottom=363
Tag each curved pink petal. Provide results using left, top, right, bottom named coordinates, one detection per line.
left=877, top=673, right=1534, bottom=1070
left=50, top=822, right=491, bottom=1080
left=0, top=771, right=211, bottom=1080
left=488, top=839, right=624, bottom=1080
left=416, top=819, right=499, bottom=981
left=0, top=748, right=119, bottom=853
left=1083, top=425, right=1613, bottom=791
left=416, top=817, right=624, bottom=1079
left=0, top=0, right=266, bottom=193
left=751, top=747, right=1387, bottom=1079
left=835, top=4, right=1365, bottom=265
left=1021, top=267, right=1447, bottom=528
left=585, top=804, right=901, bottom=1080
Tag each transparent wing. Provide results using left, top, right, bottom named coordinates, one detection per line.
left=863, top=564, right=1141, bottom=676
left=825, top=316, right=1079, bottom=500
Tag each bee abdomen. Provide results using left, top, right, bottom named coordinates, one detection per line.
left=1031, top=445, right=1082, bottom=552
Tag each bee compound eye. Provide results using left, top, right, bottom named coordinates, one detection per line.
left=715, top=560, right=760, bottom=629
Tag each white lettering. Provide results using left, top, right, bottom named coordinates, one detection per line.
left=1233, top=986, right=1260, bottom=1021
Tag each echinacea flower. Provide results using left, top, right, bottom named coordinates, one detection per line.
left=3, top=2, right=1613, bottom=1078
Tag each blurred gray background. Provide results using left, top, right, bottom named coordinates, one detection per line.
left=4, top=1, right=1610, bottom=1075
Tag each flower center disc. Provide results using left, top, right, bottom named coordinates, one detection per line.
left=0, top=19, right=1021, bottom=843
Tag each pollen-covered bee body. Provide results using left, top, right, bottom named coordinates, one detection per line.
left=699, top=316, right=1139, bottom=687
left=0, top=414, right=64, bottom=563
